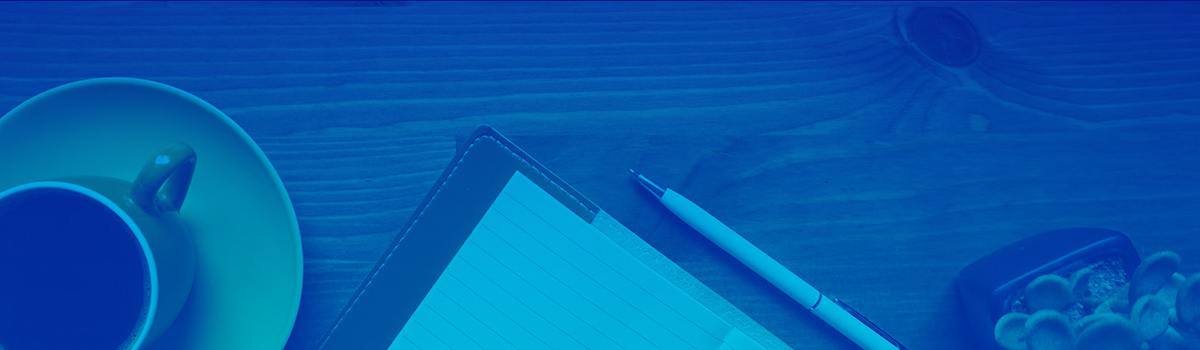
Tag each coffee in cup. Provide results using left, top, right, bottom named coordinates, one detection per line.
left=0, top=186, right=151, bottom=349
left=0, top=142, right=197, bottom=350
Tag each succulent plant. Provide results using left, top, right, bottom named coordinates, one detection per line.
left=1026, top=310, right=1074, bottom=350
left=1070, top=268, right=1099, bottom=298
left=1076, top=312, right=1102, bottom=328
left=994, top=251, right=1200, bottom=350
left=1147, top=326, right=1189, bottom=350
left=996, top=312, right=1030, bottom=350
left=1131, top=295, right=1171, bottom=340
left=1074, top=314, right=1141, bottom=350
left=1156, top=273, right=1187, bottom=309
left=1179, top=272, right=1200, bottom=332
left=1070, top=267, right=1100, bottom=306
left=1130, top=251, right=1181, bottom=305
left=1026, top=274, right=1073, bottom=312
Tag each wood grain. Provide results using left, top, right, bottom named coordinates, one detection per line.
left=2, top=2, right=1199, bottom=349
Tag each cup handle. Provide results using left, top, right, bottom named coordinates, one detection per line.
left=132, top=142, right=197, bottom=212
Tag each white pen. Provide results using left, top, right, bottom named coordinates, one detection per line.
left=630, top=170, right=906, bottom=350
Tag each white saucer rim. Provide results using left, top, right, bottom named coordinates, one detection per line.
left=0, top=77, right=304, bottom=349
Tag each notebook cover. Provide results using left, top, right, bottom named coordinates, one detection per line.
left=317, top=125, right=789, bottom=350
left=317, top=125, right=599, bottom=349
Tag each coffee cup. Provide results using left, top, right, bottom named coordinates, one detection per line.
left=0, top=142, right=197, bottom=350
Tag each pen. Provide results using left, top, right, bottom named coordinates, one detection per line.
left=630, top=170, right=906, bottom=350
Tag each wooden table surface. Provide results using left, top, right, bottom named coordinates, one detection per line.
left=3, top=2, right=1200, bottom=349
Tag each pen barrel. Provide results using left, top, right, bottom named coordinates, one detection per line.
left=660, top=190, right=821, bottom=306
left=660, top=190, right=899, bottom=350
left=812, top=297, right=903, bottom=350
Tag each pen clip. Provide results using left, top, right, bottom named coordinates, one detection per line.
left=832, top=298, right=908, bottom=350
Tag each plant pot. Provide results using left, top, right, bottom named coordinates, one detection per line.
left=956, top=228, right=1141, bottom=350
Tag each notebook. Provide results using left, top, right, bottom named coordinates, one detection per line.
left=318, top=126, right=789, bottom=350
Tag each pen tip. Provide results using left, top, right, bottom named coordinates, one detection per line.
left=630, top=169, right=665, bottom=198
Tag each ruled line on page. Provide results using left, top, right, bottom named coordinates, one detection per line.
left=392, top=172, right=767, bottom=350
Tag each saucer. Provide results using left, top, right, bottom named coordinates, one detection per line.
left=0, top=78, right=302, bottom=349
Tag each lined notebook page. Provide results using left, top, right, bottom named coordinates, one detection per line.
left=390, top=172, right=766, bottom=350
